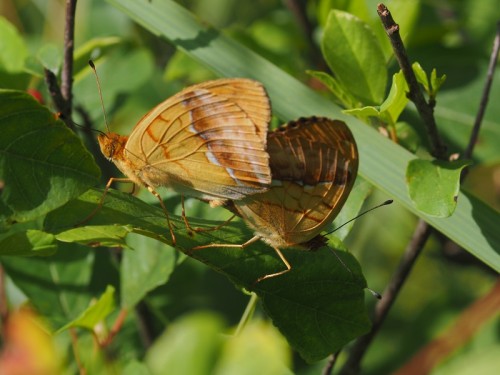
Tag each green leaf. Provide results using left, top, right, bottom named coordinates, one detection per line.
left=73, top=36, right=122, bottom=76
left=145, top=312, right=225, bottom=375
left=55, top=225, right=129, bottom=247
left=321, top=10, right=387, bottom=105
left=215, top=320, right=292, bottom=375
left=317, top=0, right=421, bottom=61
left=145, top=313, right=292, bottom=375
left=0, top=90, right=101, bottom=226
left=73, top=48, right=155, bottom=120
left=57, top=285, right=116, bottom=332
left=257, top=249, right=369, bottom=362
left=121, top=233, right=183, bottom=309
left=343, top=105, right=380, bottom=122
left=307, top=70, right=357, bottom=108
left=430, top=68, right=447, bottom=93
left=344, top=71, right=409, bottom=125
left=104, top=0, right=500, bottom=272
left=0, top=229, right=57, bottom=256
left=412, top=62, right=429, bottom=91
left=406, top=159, right=471, bottom=217
left=36, top=44, right=62, bottom=75
left=429, top=51, right=498, bottom=162
left=44, top=188, right=370, bottom=361
left=379, top=71, right=409, bottom=124
left=0, top=17, right=28, bottom=73
left=0, top=244, right=97, bottom=328
left=164, top=50, right=215, bottom=83
left=123, top=361, right=152, bottom=375
left=412, top=64, right=446, bottom=99
left=395, top=121, right=421, bottom=153
left=411, top=62, right=429, bottom=91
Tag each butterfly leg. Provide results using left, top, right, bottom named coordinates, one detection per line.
left=254, top=246, right=291, bottom=283
left=190, top=235, right=260, bottom=251
left=77, top=177, right=132, bottom=226
left=147, top=186, right=177, bottom=246
left=191, top=237, right=292, bottom=283
left=180, top=195, right=236, bottom=233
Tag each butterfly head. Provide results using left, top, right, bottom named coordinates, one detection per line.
left=98, top=132, right=128, bottom=161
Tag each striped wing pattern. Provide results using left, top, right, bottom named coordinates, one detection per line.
left=101, top=78, right=272, bottom=202
left=233, top=116, right=358, bottom=248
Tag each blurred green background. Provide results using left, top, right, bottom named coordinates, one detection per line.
left=0, top=0, right=499, bottom=374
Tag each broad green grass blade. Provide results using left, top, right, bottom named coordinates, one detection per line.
left=107, top=0, right=500, bottom=271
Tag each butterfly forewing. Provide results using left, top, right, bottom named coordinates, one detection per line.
left=104, top=78, right=272, bottom=203
left=233, top=117, right=358, bottom=248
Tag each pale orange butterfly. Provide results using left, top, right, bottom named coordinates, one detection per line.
left=193, top=116, right=359, bottom=282
left=94, top=75, right=272, bottom=243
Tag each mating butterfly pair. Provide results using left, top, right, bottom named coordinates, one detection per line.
left=98, top=78, right=358, bottom=281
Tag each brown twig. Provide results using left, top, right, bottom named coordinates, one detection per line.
left=44, top=0, right=77, bottom=129
left=393, top=278, right=500, bottom=374
left=439, top=22, right=500, bottom=265
left=61, top=0, right=77, bottom=114
left=100, top=308, right=128, bottom=347
left=322, top=350, right=340, bottom=375
left=334, top=4, right=450, bottom=374
left=377, top=3, right=447, bottom=159
left=461, top=21, right=500, bottom=180
left=44, top=68, right=73, bottom=129
left=339, top=221, right=432, bottom=375
left=335, top=7, right=499, bottom=375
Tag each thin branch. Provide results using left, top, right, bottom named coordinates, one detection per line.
left=439, top=22, right=500, bottom=262
left=337, top=4, right=449, bottom=374
left=393, top=278, right=500, bottom=374
left=44, top=68, right=73, bottom=129
left=461, top=21, right=500, bottom=180
left=61, top=0, right=77, bottom=112
left=339, top=8, right=499, bottom=375
left=322, top=350, right=341, bottom=375
left=339, top=220, right=432, bottom=375
left=100, top=308, right=128, bottom=347
left=44, top=0, right=77, bottom=129
left=377, top=3, right=447, bottom=159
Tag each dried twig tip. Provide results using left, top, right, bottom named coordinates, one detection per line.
left=88, top=60, right=96, bottom=69
left=377, top=3, right=388, bottom=15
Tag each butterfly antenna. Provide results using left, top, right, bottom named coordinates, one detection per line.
left=325, top=201, right=391, bottom=300
left=326, top=199, right=393, bottom=236
left=88, top=60, right=111, bottom=133
left=367, top=287, right=382, bottom=299
left=58, top=112, right=106, bottom=136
